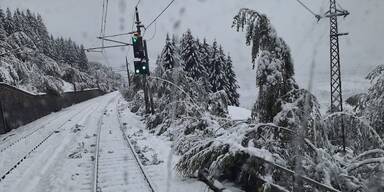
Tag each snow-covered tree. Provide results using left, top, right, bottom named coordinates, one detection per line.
left=0, top=9, right=6, bottom=40
left=224, top=55, right=240, bottom=106
left=364, top=64, right=384, bottom=136
left=0, top=8, right=122, bottom=93
left=160, top=34, right=179, bottom=71
left=233, top=8, right=298, bottom=122
left=198, top=38, right=211, bottom=73
left=0, top=23, right=6, bottom=41
left=209, top=41, right=227, bottom=93
left=13, top=9, right=24, bottom=33
left=0, top=8, right=5, bottom=24
left=196, top=38, right=213, bottom=92
left=154, top=34, right=183, bottom=98
left=180, top=29, right=208, bottom=81
left=35, top=14, right=51, bottom=56
left=78, top=45, right=89, bottom=72
left=4, top=8, right=15, bottom=35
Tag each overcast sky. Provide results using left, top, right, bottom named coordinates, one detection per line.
left=1, top=0, right=383, bottom=108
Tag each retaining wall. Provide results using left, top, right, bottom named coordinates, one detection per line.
left=0, top=83, right=105, bottom=134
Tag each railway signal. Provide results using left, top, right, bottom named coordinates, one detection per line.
left=86, top=5, right=154, bottom=114
left=134, top=61, right=149, bottom=75
left=132, top=32, right=150, bottom=76
left=132, top=33, right=145, bottom=59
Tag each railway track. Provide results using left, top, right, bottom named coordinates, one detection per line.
left=0, top=106, right=83, bottom=154
left=0, top=100, right=97, bottom=182
left=93, top=97, right=155, bottom=192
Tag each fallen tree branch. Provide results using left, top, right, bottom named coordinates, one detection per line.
left=197, top=169, right=229, bottom=192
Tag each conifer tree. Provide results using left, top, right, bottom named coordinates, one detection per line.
left=196, top=38, right=213, bottom=92
left=180, top=29, right=201, bottom=79
left=198, top=38, right=211, bottom=72
left=233, top=8, right=298, bottom=122
left=364, top=64, right=384, bottom=136
left=13, top=9, right=23, bottom=33
left=4, top=8, right=15, bottom=34
left=55, top=37, right=65, bottom=62
left=24, top=9, right=37, bottom=39
left=209, top=41, right=227, bottom=93
left=224, top=55, right=240, bottom=106
left=0, top=23, right=6, bottom=41
left=0, top=8, right=4, bottom=22
left=160, top=34, right=179, bottom=71
left=0, top=9, right=6, bottom=40
left=78, top=45, right=89, bottom=71
left=36, top=14, right=51, bottom=55
left=0, top=8, right=5, bottom=31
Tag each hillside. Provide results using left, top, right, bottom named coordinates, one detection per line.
left=0, top=8, right=122, bottom=94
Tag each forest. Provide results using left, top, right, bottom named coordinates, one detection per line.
left=0, top=8, right=122, bottom=94
left=123, top=8, right=384, bottom=192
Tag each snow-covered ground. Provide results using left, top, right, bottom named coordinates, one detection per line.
left=62, top=80, right=75, bottom=92
left=0, top=92, right=116, bottom=192
left=117, top=100, right=208, bottom=192
left=0, top=92, right=206, bottom=192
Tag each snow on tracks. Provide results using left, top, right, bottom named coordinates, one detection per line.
left=0, top=100, right=96, bottom=183
left=0, top=93, right=117, bottom=191
left=93, top=96, right=155, bottom=192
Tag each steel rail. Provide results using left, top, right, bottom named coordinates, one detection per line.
left=115, top=98, right=156, bottom=192
left=92, top=96, right=116, bottom=192
left=0, top=101, right=96, bottom=182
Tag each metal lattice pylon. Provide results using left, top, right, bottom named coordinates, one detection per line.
left=325, top=0, right=349, bottom=113
left=325, top=0, right=349, bottom=152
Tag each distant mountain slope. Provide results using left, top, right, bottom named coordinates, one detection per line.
left=0, top=8, right=122, bottom=94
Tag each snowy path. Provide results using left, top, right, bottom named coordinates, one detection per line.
left=0, top=92, right=207, bottom=192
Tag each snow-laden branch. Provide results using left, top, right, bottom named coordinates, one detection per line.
left=347, top=157, right=384, bottom=172
left=352, top=149, right=384, bottom=162
left=148, top=76, right=204, bottom=116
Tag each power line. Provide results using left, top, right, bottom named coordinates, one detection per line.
left=98, top=31, right=136, bottom=38
left=100, top=0, right=110, bottom=51
left=145, top=0, right=176, bottom=30
left=104, top=0, right=109, bottom=35
left=145, top=22, right=157, bottom=42
left=294, top=0, right=322, bottom=21
left=136, top=0, right=142, bottom=7
left=100, top=0, right=106, bottom=36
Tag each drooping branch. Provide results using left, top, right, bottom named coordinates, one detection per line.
left=232, top=8, right=296, bottom=93
left=348, top=157, right=384, bottom=172
left=232, top=8, right=294, bottom=76
left=232, top=8, right=267, bottom=64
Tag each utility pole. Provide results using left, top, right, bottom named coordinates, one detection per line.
left=133, top=7, right=151, bottom=114
left=125, top=56, right=131, bottom=87
left=144, top=40, right=155, bottom=114
left=324, top=0, right=349, bottom=152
